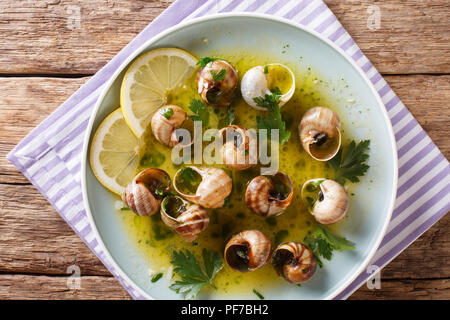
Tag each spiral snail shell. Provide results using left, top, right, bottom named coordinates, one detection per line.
left=301, top=178, right=349, bottom=225
left=224, top=230, right=272, bottom=272
left=299, top=107, right=341, bottom=161
left=122, top=168, right=171, bottom=216
left=197, top=59, right=238, bottom=107
left=160, top=195, right=209, bottom=242
left=272, top=242, right=317, bottom=284
left=151, top=105, right=189, bottom=147
left=218, top=125, right=257, bottom=170
left=245, top=171, right=294, bottom=217
left=173, top=166, right=232, bottom=209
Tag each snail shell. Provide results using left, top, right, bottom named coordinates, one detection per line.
left=197, top=60, right=238, bottom=107
left=224, top=230, right=272, bottom=272
left=240, top=64, right=295, bottom=110
left=122, top=168, right=171, bottom=216
left=151, top=105, right=186, bottom=147
left=160, top=195, right=209, bottom=242
left=245, top=171, right=294, bottom=217
left=218, top=125, right=257, bottom=170
left=299, top=107, right=341, bottom=161
left=301, top=179, right=349, bottom=224
left=272, top=242, right=317, bottom=284
left=173, top=166, right=232, bottom=209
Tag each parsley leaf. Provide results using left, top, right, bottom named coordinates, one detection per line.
left=189, top=98, right=209, bottom=126
left=197, top=57, right=220, bottom=68
left=220, top=107, right=235, bottom=128
left=253, top=289, right=265, bottom=300
left=151, top=272, right=163, bottom=283
left=169, top=249, right=223, bottom=300
left=159, top=107, right=173, bottom=119
left=211, top=68, right=227, bottom=82
left=328, top=140, right=370, bottom=185
left=254, top=88, right=291, bottom=145
left=304, top=224, right=355, bottom=267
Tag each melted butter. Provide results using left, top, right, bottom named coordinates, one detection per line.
left=118, top=49, right=346, bottom=296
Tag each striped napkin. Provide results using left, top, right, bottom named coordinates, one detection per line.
left=7, top=0, right=450, bottom=300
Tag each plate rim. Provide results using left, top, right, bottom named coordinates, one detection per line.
left=81, top=12, right=398, bottom=300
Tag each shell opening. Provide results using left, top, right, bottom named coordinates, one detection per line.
left=301, top=179, right=325, bottom=213
left=272, top=248, right=294, bottom=274
left=135, top=168, right=171, bottom=199
left=268, top=174, right=291, bottom=202
left=226, top=244, right=250, bottom=272
left=173, top=117, right=195, bottom=146
left=174, top=167, right=202, bottom=195
left=308, top=131, right=340, bottom=160
left=161, top=195, right=187, bottom=219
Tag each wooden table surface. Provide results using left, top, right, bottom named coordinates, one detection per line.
left=0, top=0, right=449, bottom=300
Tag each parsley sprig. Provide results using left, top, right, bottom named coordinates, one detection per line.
left=328, top=140, right=370, bottom=185
left=169, top=249, right=223, bottom=300
left=189, top=98, right=209, bottom=126
left=197, top=57, right=220, bottom=68
left=211, top=68, right=227, bottom=82
left=159, top=107, right=173, bottom=119
left=254, top=88, right=291, bottom=145
left=304, top=224, right=355, bottom=267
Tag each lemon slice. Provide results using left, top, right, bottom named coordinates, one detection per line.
left=90, top=108, right=141, bottom=195
left=120, top=48, right=198, bottom=137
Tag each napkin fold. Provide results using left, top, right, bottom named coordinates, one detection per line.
left=7, top=0, right=450, bottom=300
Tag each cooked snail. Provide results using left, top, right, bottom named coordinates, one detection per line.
left=245, top=171, right=294, bottom=217
left=224, top=230, right=272, bottom=272
left=160, top=195, right=209, bottom=242
left=301, top=179, right=349, bottom=224
left=173, top=166, right=232, bottom=209
left=299, top=107, right=341, bottom=161
left=197, top=59, right=238, bottom=107
left=151, top=105, right=188, bottom=147
left=218, top=125, right=257, bottom=170
left=122, top=168, right=171, bottom=216
left=272, top=242, right=317, bottom=284
left=241, top=64, right=295, bottom=110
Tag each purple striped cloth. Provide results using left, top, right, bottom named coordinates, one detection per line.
left=7, top=0, right=449, bottom=299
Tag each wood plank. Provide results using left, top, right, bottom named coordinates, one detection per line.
left=0, top=0, right=449, bottom=75
left=0, top=274, right=131, bottom=300
left=0, top=273, right=447, bottom=299
left=325, top=0, right=450, bottom=74
left=0, top=183, right=110, bottom=276
left=350, top=279, right=449, bottom=300
left=0, top=182, right=448, bottom=279
left=0, top=77, right=88, bottom=184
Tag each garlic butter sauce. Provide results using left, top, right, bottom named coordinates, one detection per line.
left=119, top=49, right=346, bottom=296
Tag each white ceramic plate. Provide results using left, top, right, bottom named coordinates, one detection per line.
left=81, top=13, right=398, bottom=300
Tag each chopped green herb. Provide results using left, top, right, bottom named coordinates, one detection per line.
left=159, top=107, right=173, bottom=119
left=119, top=207, right=131, bottom=211
left=255, top=89, right=291, bottom=145
left=177, top=167, right=201, bottom=194
left=274, top=229, right=289, bottom=245
left=253, top=289, right=265, bottom=300
left=328, top=140, right=370, bottom=185
left=226, top=107, right=235, bottom=125
left=151, top=272, right=163, bottom=283
left=304, top=224, right=355, bottom=267
left=169, top=249, right=223, bottom=300
left=140, top=152, right=165, bottom=167
left=211, top=68, right=227, bottom=82
left=264, top=65, right=269, bottom=74
left=197, top=57, right=220, bottom=68
left=265, top=217, right=277, bottom=227
left=189, top=98, right=209, bottom=126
